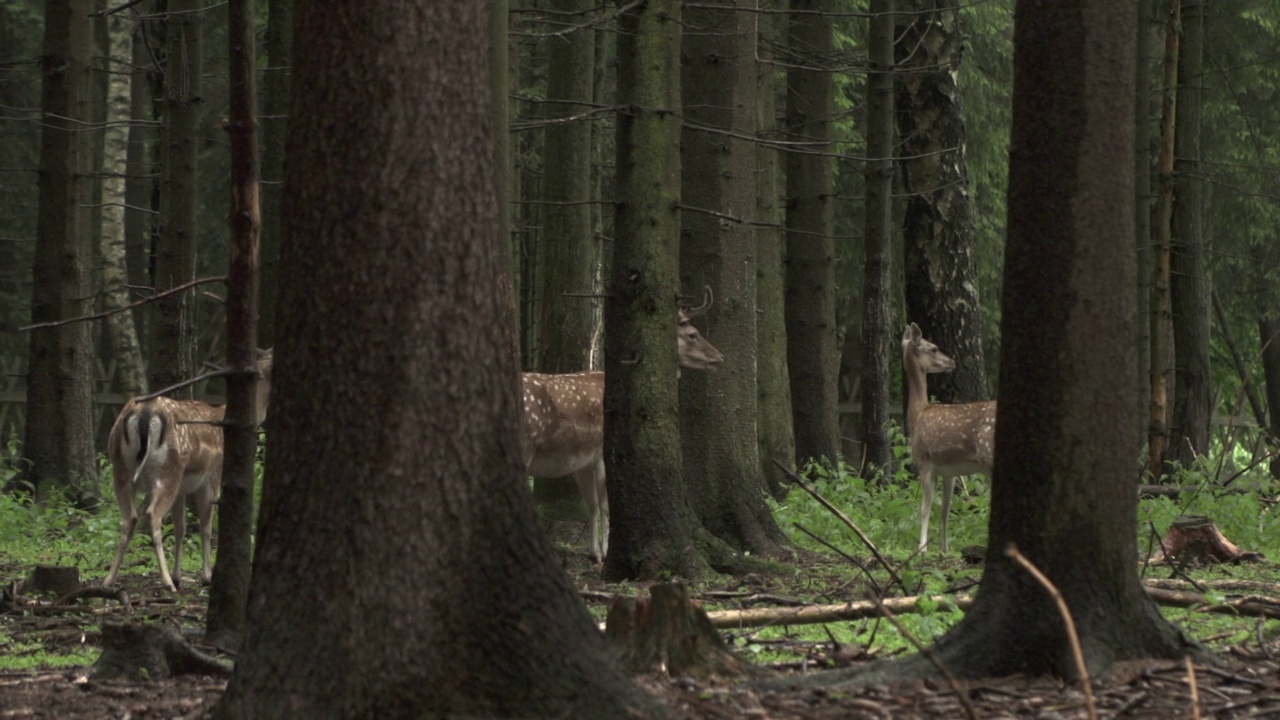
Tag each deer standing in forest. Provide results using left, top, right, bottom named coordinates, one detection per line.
left=902, top=323, right=995, bottom=553
left=522, top=289, right=724, bottom=563
left=103, top=351, right=272, bottom=592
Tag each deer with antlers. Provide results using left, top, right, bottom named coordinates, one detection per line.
left=103, top=351, right=273, bottom=591
left=522, top=289, right=724, bottom=563
left=902, top=323, right=995, bottom=553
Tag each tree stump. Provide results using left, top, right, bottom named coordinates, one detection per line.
left=1153, top=516, right=1264, bottom=565
left=91, top=623, right=230, bottom=681
left=605, top=582, right=741, bottom=678
left=26, top=566, right=80, bottom=599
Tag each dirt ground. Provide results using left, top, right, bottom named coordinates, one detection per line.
left=5, top=522, right=1280, bottom=719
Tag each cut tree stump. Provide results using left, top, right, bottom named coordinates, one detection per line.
left=91, top=622, right=230, bottom=681
left=605, top=582, right=741, bottom=678
left=1152, top=515, right=1264, bottom=565
left=26, top=566, right=80, bottom=599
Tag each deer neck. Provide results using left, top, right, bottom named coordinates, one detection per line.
left=904, top=352, right=931, bottom=431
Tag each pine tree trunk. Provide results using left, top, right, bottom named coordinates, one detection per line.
left=603, top=0, right=710, bottom=581
left=755, top=0, right=796, bottom=498
left=784, top=0, right=840, bottom=465
left=150, top=0, right=203, bottom=393
left=1148, top=0, right=1179, bottom=481
left=258, top=0, right=292, bottom=350
left=211, top=4, right=659, bottom=716
left=679, top=0, right=788, bottom=556
left=895, top=0, right=987, bottom=405
left=1165, top=0, right=1211, bottom=471
left=860, top=0, right=896, bottom=471
left=537, top=0, right=597, bottom=373
left=20, top=0, right=100, bottom=504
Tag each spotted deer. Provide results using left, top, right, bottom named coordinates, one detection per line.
left=902, top=323, right=995, bottom=553
left=523, top=288, right=724, bottom=562
left=103, top=351, right=273, bottom=591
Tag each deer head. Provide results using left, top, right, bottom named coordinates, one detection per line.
left=677, top=286, right=724, bottom=371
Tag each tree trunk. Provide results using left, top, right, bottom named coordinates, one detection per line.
left=149, top=0, right=202, bottom=393
left=20, top=0, right=100, bottom=504
left=603, top=0, right=710, bottom=581
left=784, top=0, right=841, bottom=465
left=755, top=0, right=796, bottom=498
left=1259, top=314, right=1280, bottom=478
left=258, top=0, right=292, bottom=350
left=102, top=13, right=147, bottom=397
left=1165, top=0, right=1211, bottom=472
left=211, top=4, right=659, bottom=717
left=860, top=0, right=896, bottom=472
left=679, top=0, right=787, bottom=556
left=204, top=0, right=261, bottom=652
left=895, top=0, right=987, bottom=405
left=1148, top=0, right=1179, bottom=481
left=1135, top=0, right=1155, bottom=424
left=856, top=0, right=1195, bottom=681
left=536, top=0, right=597, bottom=373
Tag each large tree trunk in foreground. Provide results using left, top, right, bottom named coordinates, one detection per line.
left=212, top=4, right=658, bottom=717
left=602, top=0, right=710, bottom=582
left=896, top=0, right=987, bottom=405
left=822, top=0, right=1195, bottom=686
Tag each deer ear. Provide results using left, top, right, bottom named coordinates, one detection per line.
left=906, top=323, right=922, bottom=343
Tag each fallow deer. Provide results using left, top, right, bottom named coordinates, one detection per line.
left=901, top=323, right=995, bottom=553
left=522, top=288, right=724, bottom=562
left=103, top=350, right=273, bottom=591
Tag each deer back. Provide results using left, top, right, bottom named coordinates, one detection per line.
left=521, top=371, right=604, bottom=478
left=108, top=396, right=228, bottom=496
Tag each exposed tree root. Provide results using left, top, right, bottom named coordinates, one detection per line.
left=91, top=622, right=230, bottom=681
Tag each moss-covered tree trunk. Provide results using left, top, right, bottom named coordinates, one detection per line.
left=679, top=0, right=788, bottom=556
left=895, top=0, right=987, bottom=405
left=603, top=0, right=709, bottom=581
left=783, top=0, right=840, bottom=465
left=20, top=0, right=100, bottom=504
left=211, top=4, right=661, bottom=717
left=755, top=0, right=796, bottom=498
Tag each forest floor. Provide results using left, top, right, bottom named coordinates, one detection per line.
left=4, top=515, right=1280, bottom=719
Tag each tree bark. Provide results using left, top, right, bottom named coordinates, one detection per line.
left=20, top=0, right=100, bottom=504
left=204, top=0, right=261, bottom=652
left=860, top=0, right=896, bottom=472
left=895, top=0, right=987, bottom=405
left=537, top=0, right=597, bottom=374
left=824, top=0, right=1196, bottom=685
left=212, top=4, right=659, bottom=717
left=603, top=0, right=710, bottom=581
left=1165, top=0, right=1211, bottom=472
left=755, top=0, right=796, bottom=498
left=1259, top=314, right=1280, bottom=477
left=679, top=0, right=788, bottom=556
left=926, top=0, right=1192, bottom=679
left=784, top=0, right=841, bottom=465
left=257, top=0, right=292, bottom=350
left=102, top=13, right=147, bottom=398
left=1148, top=0, right=1179, bottom=481
left=149, top=0, right=203, bottom=394
left=1135, top=0, right=1155, bottom=424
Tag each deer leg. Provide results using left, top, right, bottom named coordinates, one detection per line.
left=145, top=486, right=182, bottom=592
left=918, top=466, right=934, bottom=552
left=940, top=475, right=956, bottom=554
left=193, top=482, right=216, bottom=585
left=103, top=484, right=139, bottom=588
left=574, top=464, right=602, bottom=562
